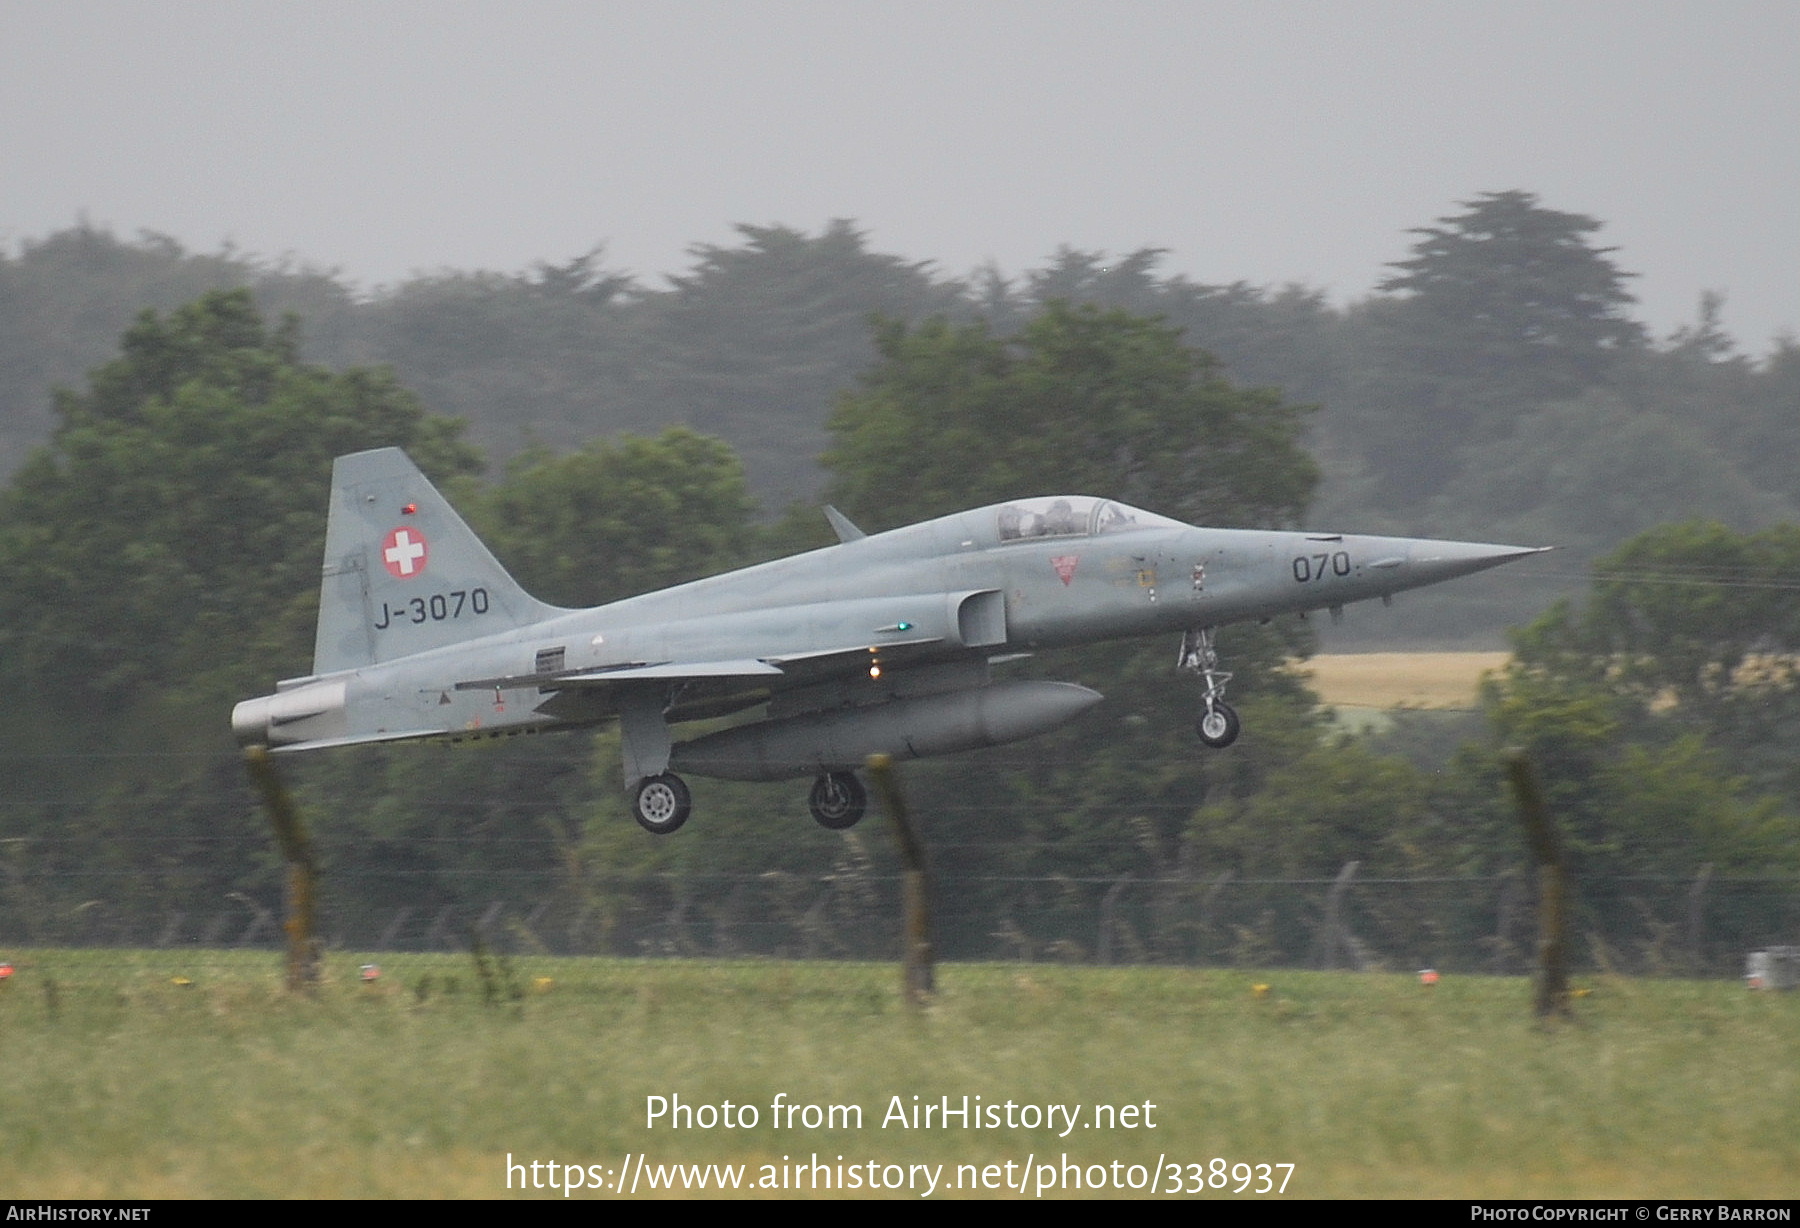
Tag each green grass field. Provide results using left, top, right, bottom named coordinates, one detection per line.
left=1, top=950, right=1794, bottom=1199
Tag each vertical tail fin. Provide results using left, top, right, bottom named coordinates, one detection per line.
left=313, top=448, right=563, bottom=674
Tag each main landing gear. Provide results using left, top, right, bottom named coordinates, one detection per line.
left=1179, top=626, right=1240, bottom=749
left=808, top=771, right=867, bottom=830
left=632, top=772, right=691, bottom=834
left=632, top=769, right=870, bottom=835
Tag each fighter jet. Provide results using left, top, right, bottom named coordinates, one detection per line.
left=234, top=448, right=1546, bottom=834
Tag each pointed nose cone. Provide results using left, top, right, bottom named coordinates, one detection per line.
left=1402, top=541, right=1553, bottom=587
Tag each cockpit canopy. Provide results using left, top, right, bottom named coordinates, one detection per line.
left=994, top=497, right=1184, bottom=542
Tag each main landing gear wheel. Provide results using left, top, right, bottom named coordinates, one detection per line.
left=633, top=773, right=691, bottom=835
left=1196, top=700, right=1241, bottom=749
left=808, top=771, right=867, bottom=830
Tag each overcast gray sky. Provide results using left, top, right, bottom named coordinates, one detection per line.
left=4, top=1, right=1795, bottom=350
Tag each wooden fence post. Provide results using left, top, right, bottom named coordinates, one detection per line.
left=867, top=754, right=934, bottom=1006
left=1686, top=863, right=1713, bottom=976
left=1097, top=874, right=1131, bottom=965
left=1504, top=749, right=1573, bottom=1021
left=1315, top=860, right=1361, bottom=969
left=243, top=745, right=319, bottom=994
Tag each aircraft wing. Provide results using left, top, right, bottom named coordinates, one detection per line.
left=454, top=637, right=948, bottom=694
left=268, top=726, right=448, bottom=754
left=454, top=659, right=784, bottom=691
left=563, top=660, right=786, bottom=681
left=764, top=636, right=944, bottom=669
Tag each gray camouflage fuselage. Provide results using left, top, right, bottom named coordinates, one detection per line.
left=233, top=449, right=1544, bottom=830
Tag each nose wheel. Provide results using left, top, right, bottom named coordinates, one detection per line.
left=633, top=772, right=691, bottom=834
left=808, top=771, right=867, bottom=830
left=1180, top=627, right=1240, bottom=748
left=1196, top=700, right=1240, bottom=748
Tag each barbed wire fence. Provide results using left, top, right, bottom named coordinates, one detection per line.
left=3, top=857, right=1793, bottom=979
left=4, top=682, right=1798, bottom=982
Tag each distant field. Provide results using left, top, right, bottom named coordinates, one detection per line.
left=1303, top=652, right=1510, bottom=710
left=0, top=951, right=1793, bottom=1199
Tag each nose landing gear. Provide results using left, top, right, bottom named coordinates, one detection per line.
left=1180, top=626, right=1240, bottom=748
left=1196, top=700, right=1240, bottom=748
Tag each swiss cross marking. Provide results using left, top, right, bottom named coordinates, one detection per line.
left=1051, top=554, right=1079, bottom=585
left=381, top=527, right=429, bottom=579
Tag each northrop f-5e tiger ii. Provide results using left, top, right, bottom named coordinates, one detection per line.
left=234, top=448, right=1546, bottom=834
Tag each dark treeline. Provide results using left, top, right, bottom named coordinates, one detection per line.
left=0, top=194, right=1796, bottom=967
left=5, top=198, right=1796, bottom=606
